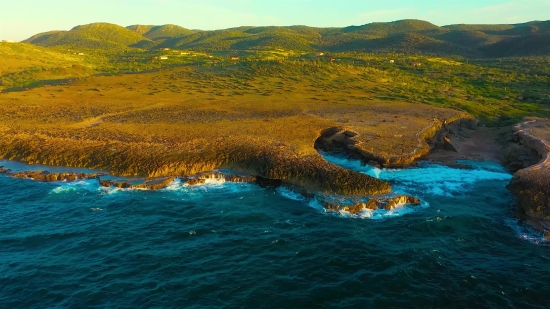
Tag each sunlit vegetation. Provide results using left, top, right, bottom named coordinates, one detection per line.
left=1, top=19, right=550, bottom=194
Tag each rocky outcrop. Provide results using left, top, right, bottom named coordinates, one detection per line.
left=505, top=118, right=550, bottom=237
left=321, top=195, right=421, bottom=214
left=443, top=136, right=458, bottom=152
left=8, top=170, right=102, bottom=182
left=99, top=176, right=176, bottom=190
left=502, top=143, right=539, bottom=172
left=0, top=166, right=10, bottom=174
left=315, top=114, right=476, bottom=167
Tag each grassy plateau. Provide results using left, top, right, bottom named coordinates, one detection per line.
left=1, top=19, right=550, bottom=196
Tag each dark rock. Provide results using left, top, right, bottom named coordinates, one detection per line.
left=502, top=143, right=540, bottom=173
left=506, top=119, right=550, bottom=226
left=343, top=130, right=359, bottom=137
left=114, top=182, right=131, bottom=189
left=443, top=136, right=458, bottom=152
left=224, top=174, right=257, bottom=183
left=255, top=176, right=282, bottom=188
left=366, top=160, right=381, bottom=168
left=365, top=199, right=379, bottom=210
left=99, top=179, right=113, bottom=187
left=144, top=176, right=175, bottom=190
left=343, top=203, right=365, bottom=214
left=9, top=170, right=102, bottom=182
left=383, top=195, right=420, bottom=210
left=185, top=178, right=207, bottom=186
left=321, top=195, right=420, bottom=214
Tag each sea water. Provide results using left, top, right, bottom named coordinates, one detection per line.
left=0, top=156, right=549, bottom=308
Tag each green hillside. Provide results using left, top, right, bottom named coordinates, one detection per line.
left=443, top=24, right=515, bottom=32
left=128, top=24, right=197, bottom=39
left=0, top=42, right=94, bottom=91
left=342, top=19, right=443, bottom=36
left=481, top=33, right=550, bottom=57
left=432, top=30, right=503, bottom=48
left=24, top=23, right=151, bottom=49
left=20, top=19, right=550, bottom=57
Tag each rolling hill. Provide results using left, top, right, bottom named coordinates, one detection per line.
left=127, top=24, right=197, bottom=40
left=21, top=19, right=550, bottom=57
left=24, top=23, right=151, bottom=49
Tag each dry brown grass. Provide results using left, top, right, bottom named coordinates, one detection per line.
left=0, top=64, right=465, bottom=195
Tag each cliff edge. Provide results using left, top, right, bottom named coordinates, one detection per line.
left=506, top=118, right=550, bottom=237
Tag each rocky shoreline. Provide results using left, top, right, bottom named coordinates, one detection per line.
left=4, top=115, right=550, bottom=238
left=505, top=118, right=550, bottom=238
left=315, top=115, right=478, bottom=168
left=0, top=112, right=476, bottom=215
left=0, top=168, right=263, bottom=191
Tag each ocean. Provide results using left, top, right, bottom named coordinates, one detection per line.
left=1, top=155, right=549, bottom=308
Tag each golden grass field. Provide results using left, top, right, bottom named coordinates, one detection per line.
left=0, top=60, right=467, bottom=195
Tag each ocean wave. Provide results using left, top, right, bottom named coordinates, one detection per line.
left=49, top=180, right=97, bottom=194
left=276, top=187, right=308, bottom=202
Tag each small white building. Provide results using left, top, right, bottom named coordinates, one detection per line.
left=160, top=56, right=168, bottom=60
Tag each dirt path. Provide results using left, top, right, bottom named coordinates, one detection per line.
left=65, top=103, right=164, bottom=129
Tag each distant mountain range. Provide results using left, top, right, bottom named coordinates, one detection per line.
left=22, top=19, right=550, bottom=57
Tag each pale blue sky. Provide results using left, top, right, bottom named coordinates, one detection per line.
left=1, top=0, right=549, bottom=41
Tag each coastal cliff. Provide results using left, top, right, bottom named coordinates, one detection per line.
left=315, top=114, right=476, bottom=167
left=505, top=118, right=550, bottom=236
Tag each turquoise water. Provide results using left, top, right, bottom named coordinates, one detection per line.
left=1, top=156, right=549, bottom=308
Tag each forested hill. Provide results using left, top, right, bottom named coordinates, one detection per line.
left=22, top=19, right=550, bottom=57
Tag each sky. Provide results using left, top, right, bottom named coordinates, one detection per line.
left=1, top=0, right=549, bottom=41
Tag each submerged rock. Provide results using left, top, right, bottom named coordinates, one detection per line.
left=525, top=220, right=550, bottom=239
left=322, top=195, right=421, bottom=214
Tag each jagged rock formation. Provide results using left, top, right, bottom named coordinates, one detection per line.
left=99, top=176, right=176, bottom=190
left=321, top=195, right=421, bottom=214
left=505, top=118, right=550, bottom=237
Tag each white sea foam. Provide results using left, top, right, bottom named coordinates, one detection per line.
left=276, top=187, right=307, bottom=202
left=50, top=180, right=96, bottom=194
left=167, top=179, right=256, bottom=201
left=321, top=153, right=512, bottom=197
left=504, top=218, right=550, bottom=246
left=307, top=199, right=430, bottom=220
left=164, top=178, right=183, bottom=191
left=51, top=186, right=77, bottom=194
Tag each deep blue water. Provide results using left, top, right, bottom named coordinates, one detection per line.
left=1, top=156, right=549, bottom=308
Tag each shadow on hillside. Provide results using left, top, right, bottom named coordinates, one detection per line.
left=1, top=78, right=77, bottom=93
